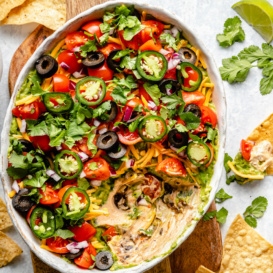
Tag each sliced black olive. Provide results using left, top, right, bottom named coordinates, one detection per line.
left=97, top=131, right=119, bottom=151
left=164, top=183, right=173, bottom=194
left=95, top=251, right=114, bottom=270
left=35, top=55, right=58, bottom=78
left=184, top=104, right=201, bottom=118
left=82, top=52, right=105, bottom=68
left=65, top=249, right=84, bottom=260
left=168, top=129, right=189, bottom=148
left=18, top=139, right=34, bottom=152
left=178, top=47, right=197, bottom=64
left=106, top=50, right=123, bottom=72
left=114, top=192, right=129, bottom=210
left=108, top=143, right=126, bottom=159
left=12, top=188, right=35, bottom=214
left=98, top=101, right=118, bottom=122
left=159, top=79, right=180, bottom=94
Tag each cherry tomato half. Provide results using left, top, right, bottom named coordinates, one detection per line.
left=69, top=222, right=96, bottom=242
left=65, top=31, right=89, bottom=51
left=83, top=157, right=111, bottom=180
left=102, top=226, right=118, bottom=240
left=241, top=139, right=255, bottom=161
left=140, top=20, right=165, bottom=43
left=139, top=39, right=162, bottom=52
left=12, top=101, right=46, bottom=120
left=46, top=237, right=70, bottom=254
left=29, top=135, right=52, bottom=152
left=82, top=20, right=103, bottom=38
left=53, top=74, right=70, bottom=92
left=87, top=62, right=113, bottom=81
left=39, top=185, right=60, bottom=205
left=58, top=50, right=82, bottom=74
left=117, top=127, right=142, bottom=145
left=156, top=158, right=187, bottom=176
left=74, top=243, right=96, bottom=269
left=100, top=43, right=122, bottom=57
left=182, top=91, right=206, bottom=106
left=118, top=30, right=142, bottom=50
left=200, top=105, right=217, bottom=128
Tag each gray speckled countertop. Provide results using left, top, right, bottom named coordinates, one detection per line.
left=1, top=0, right=273, bottom=272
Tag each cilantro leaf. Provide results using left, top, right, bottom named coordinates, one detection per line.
left=244, top=215, right=257, bottom=228
left=143, top=82, right=161, bottom=105
left=80, top=40, right=97, bottom=58
left=216, top=207, right=228, bottom=224
left=161, top=94, right=184, bottom=109
left=92, top=101, right=111, bottom=118
left=224, top=153, right=233, bottom=173
left=23, top=170, right=48, bottom=188
left=179, top=112, right=200, bottom=130
left=243, top=196, right=268, bottom=219
left=203, top=210, right=216, bottom=221
left=260, top=62, right=273, bottom=95
left=215, top=188, right=232, bottom=203
left=160, top=33, right=177, bottom=50
left=219, top=56, right=253, bottom=83
left=216, top=16, right=245, bottom=47
left=54, top=229, right=74, bottom=239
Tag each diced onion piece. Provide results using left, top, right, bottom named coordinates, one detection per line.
left=69, top=80, right=76, bottom=90
left=123, top=106, right=133, bottom=122
left=66, top=240, right=89, bottom=253
left=147, top=100, right=157, bottom=110
left=20, top=119, right=27, bottom=133
left=159, top=48, right=170, bottom=56
left=171, top=26, right=179, bottom=37
left=90, top=180, right=102, bottom=187
left=80, top=171, right=86, bottom=178
left=78, top=152, right=89, bottom=162
left=12, top=180, right=20, bottom=193
left=60, top=62, right=70, bottom=71
left=98, top=127, right=108, bottom=135
left=46, top=169, right=61, bottom=182
left=138, top=197, right=150, bottom=206
left=168, top=53, right=181, bottom=70
left=93, top=119, right=101, bottom=127
left=126, top=159, right=135, bottom=168
left=73, top=69, right=85, bottom=79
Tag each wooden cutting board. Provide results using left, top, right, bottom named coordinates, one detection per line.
left=8, top=0, right=223, bottom=272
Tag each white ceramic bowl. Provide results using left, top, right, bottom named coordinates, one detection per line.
left=1, top=1, right=226, bottom=272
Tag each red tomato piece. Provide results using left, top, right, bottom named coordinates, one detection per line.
left=241, top=139, right=255, bottom=161
left=39, top=185, right=60, bottom=205
left=117, top=127, right=142, bottom=145
left=164, top=68, right=177, bottom=80
left=46, top=237, right=70, bottom=254
left=200, top=105, right=217, bottom=128
left=139, top=85, right=152, bottom=103
left=118, top=30, right=142, bottom=50
left=100, top=43, right=122, bottom=57
left=140, top=20, right=165, bottom=43
left=182, top=91, right=206, bottom=106
left=58, top=50, right=82, bottom=74
left=69, top=222, right=96, bottom=242
left=29, top=135, right=52, bottom=152
left=125, top=97, right=143, bottom=108
left=53, top=74, right=70, bottom=92
left=65, top=31, right=89, bottom=51
left=183, top=67, right=199, bottom=89
left=71, top=137, right=93, bottom=157
left=12, top=101, right=46, bottom=120
left=102, top=226, right=118, bottom=240
left=83, top=157, right=111, bottom=180
left=82, top=20, right=103, bottom=38
left=87, top=62, right=113, bottom=81
left=139, top=39, right=162, bottom=52
left=74, top=243, right=96, bottom=269
left=156, top=158, right=187, bottom=176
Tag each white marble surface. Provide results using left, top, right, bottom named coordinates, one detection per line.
left=1, top=0, right=273, bottom=272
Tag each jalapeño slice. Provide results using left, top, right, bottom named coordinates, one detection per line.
left=43, top=92, right=74, bottom=114
left=177, top=62, right=202, bottom=92
left=187, top=141, right=211, bottom=166
left=30, top=206, right=56, bottom=239
left=76, top=76, right=106, bottom=106
left=136, top=50, right=167, bottom=81
left=61, top=187, right=90, bottom=220
left=138, top=115, right=167, bottom=142
left=54, top=150, right=83, bottom=180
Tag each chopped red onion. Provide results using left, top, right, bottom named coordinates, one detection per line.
left=20, top=119, right=26, bottom=133
left=111, top=126, right=120, bottom=132
left=80, top=171, right=86, bottom=178
left=56, top=145, right=62, bottom=151
left=166, top=88, right=173, bottom=96
left=78, top=152, right=89, bottom=162
left=66, top=240, right=89, bottom=253
left=159, top=48, right=170, bottom=56
left=123, top=106, right=133, bottom=122
left=46, top=169, right=61, bottom=182
left=72, top=46, right=81, bottom=53
left=109, top=167, right=117, bottom=176
left=12, top=180, right=20, bottom=193
left=93, top=119, right=101, bottom=127
left=171, top=26, right=179, bottom=37
left=69, top=80, right=76, bottom=90
left=90, top=180, right=102, bottom=187
left=60, top=61, right=70, bottom=71
left=126, top=159, right=135, bottom=168
left=147, top=100, right=157, bottom=110
left=73, top=69, right=85, bottom=79
left=168, top=54, right=181, bottom=70
left=98, top=127, right=108, bottom=135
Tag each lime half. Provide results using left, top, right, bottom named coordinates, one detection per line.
left=232, top=0, right=273, bottom=43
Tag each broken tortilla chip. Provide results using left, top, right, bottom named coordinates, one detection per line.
left=0, top=197, right=13, bottom=231
left=0, top=0, right=26, bottom=21
left=0, top=231, right=22, bottom=267
left=219, top=214, right=273, bottom=273
left=1, top=0, right=66, bottom=30
left=196, top=265, right=215, bottom=273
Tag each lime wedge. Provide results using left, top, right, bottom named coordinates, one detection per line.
left=232, top=0, right=273, bottom=43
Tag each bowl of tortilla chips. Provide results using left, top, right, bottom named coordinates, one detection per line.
left=0, top=1, right=226, bottom=272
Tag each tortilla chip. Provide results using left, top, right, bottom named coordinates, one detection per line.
left=1, top=0, right=66, bottom=30
left=0, top=197, right=13, bottom=231
left=196, top=265, right=215, bottom=273
left=0, top=231, right=22, bottom=267
left=219, top=214, right=273, bottom=273
left=247, top=113, right=273, bottom=175
left=0, top=0, right=26, bottom=21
